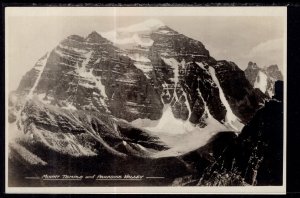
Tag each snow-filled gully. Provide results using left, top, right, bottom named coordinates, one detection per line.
left=27, top=53, right=49, bottom=99
left=208, top=66, right=242, bottom=131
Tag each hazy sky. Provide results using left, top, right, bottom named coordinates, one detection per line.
left=6, top=14, right=285, bottom=91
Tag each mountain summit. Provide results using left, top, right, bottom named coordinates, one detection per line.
left=244, top=61, right=283, bottom=97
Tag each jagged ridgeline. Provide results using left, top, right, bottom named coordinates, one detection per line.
left=8, top=19, right=283, bottom=187
left=245, top=61, right=283, bottom=97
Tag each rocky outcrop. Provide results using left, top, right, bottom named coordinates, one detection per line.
left=11, top=98, right=167, bottom=158
left=213, top=61, right=267, bottom=123
left=244, top=61, right=283, bottom=97
left=197, top=81, right=284, bottom=186
left=244, top=61, right=260, bottom=85
left=266, top=65, right=283, bottom=80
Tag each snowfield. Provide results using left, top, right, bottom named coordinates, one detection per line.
left=254, top=71, right=268, bottom=93
left=131, top=105, right=228, bottom=158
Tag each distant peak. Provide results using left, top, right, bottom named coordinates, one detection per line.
left=267, top=64, right=279, bottom=70
left=265, top=64, right=283, bottom=80
left=247, top=61, right=259, bottom=70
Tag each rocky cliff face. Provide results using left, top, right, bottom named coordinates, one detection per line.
left=16, top=32, right=163, bottom=122
left=8, top=19, right=281, bottom=187
left=10, top=97, right=167, bottom=158
left=8, top=97, right=172, bottom=186
left=196, top=81, right=284, bottom=186
left=244, top=61, right=283, bottom=97
left=14, top=20, right=266, bottom=131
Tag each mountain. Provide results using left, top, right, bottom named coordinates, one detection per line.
left=244, top=61, right=283, bottom=97
left=7, top=19, right=277, bottom=187
left=13, top=19, right=266, bottom=132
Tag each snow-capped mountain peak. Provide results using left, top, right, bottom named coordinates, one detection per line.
left=117, top=19, right=165, bottom=33
left=101, top=19, right=166, bottom=49
left=245, top=61, right=283, bottom=97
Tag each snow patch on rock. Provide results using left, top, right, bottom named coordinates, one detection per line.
left=73, top=52, right=109, bottom=111
left=128, top=53, right=151, bottom=63
left=58, top=44, right=88, bottom=54
left=196, top=81, right=213, bottom=119
left=28, top=52, right=49, bottom=99
left=196, top=62, right=206, bottom=70
left=132, top=104, right=192, bottom=135
left=208, top=66, right=243, bottom=131
left=181, top=91, right=192, bottom=120
left=151, top=117, right=228, bottom=158
left=161, top=57, right=180, bottom=85
left=62, top=102, right=77, bottom=110
left=78, top=51, right=93, bottom=76
left=254, top=71, right=268, bottom=93
left=133, top=63, right=153, bottom=78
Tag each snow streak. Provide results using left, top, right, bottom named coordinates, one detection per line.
left=196, top=77, right=213, bottom=119
left=208, top=66, right=241, bottom=131
left=27, top=53, right=49, bottom=99
left=254, top=71, right=268, bottom=93
left=76, top=51, right=109, bottom=112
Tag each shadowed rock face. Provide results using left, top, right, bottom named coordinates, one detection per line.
left=266, top=65, right=284, bottom=80
left=213, top=61, right=267, bottom=123
left=273, top=81, right=283, bottom=101
left=244, top=62, right=260, bottom=85
left=195, top=81, right=283, bottom=186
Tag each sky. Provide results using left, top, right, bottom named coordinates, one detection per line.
left=6, top=8, right=286, bottom=92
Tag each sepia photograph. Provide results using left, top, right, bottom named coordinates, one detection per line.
left=5, top=6, right=286, bottom=194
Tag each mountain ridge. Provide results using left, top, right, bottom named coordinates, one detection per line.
left=7, top=19, right=283, bottom=187
left=12, top=20, right=267, bottom=133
